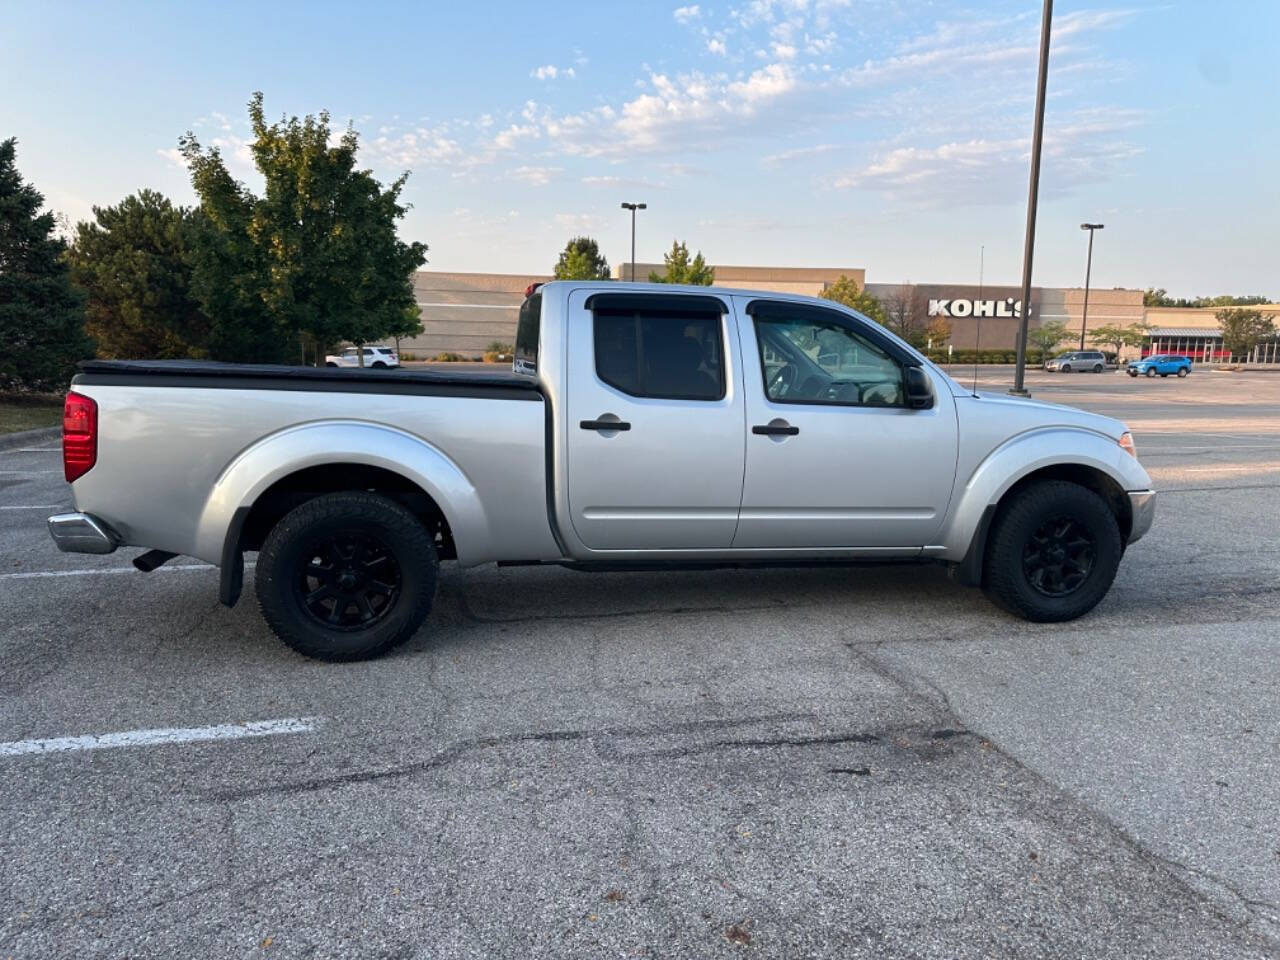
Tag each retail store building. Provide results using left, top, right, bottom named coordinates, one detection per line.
left=403, top=265, right=1272, bottom=362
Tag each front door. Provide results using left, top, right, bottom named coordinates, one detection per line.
left=732, top=297, right=958, bottom=549
left=565, top=290, right=746, bottom=551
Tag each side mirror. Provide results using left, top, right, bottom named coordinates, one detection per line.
left=904, top=365, right=935, bottom=410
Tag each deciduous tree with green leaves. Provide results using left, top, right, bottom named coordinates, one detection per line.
left=68, top=190, right=211, bottom=359
left=1088, top=322, right=1149, bottom=359
left=553, top=236, right=610, bottom=280
left=179, top=92, right=428, bottom=365
left=819, top=274, right=886, bottom=326
left=0, top=138, right=93, bottom=390
left=1028, top=320, right=1071, bottom=364
left=650, top=240, right=714, bottom=285
left=1216, top=308, right=1276, bottom=362
left=386, top=303, right=424, bottom=355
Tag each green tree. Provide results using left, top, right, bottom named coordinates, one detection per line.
left=1143, top=287, right=1173, bottom=307
left=553, top=236, right=610, bottom=280
left=1028, top=320, right=1071, bottom=364
left=650, top=240, right=714, bottom=285
left=386, top=303, right=424, bottom=355
left=820, top=274, right=886, bottom=326
left=179, top=92, right=428, bottom=365
left=1216, top=308, right=1277, bottom=362
left=0, top=138, right=93, bottom=390
left=1089, top=322, right=1150, bottom=359
left=68, top=190, right=211, bottom=359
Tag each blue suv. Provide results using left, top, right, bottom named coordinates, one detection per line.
left=1128, top=354, right=1192, bottom=378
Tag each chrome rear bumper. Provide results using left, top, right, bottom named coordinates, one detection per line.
left=47, top=513, right=119, bottom=555
left=1127, top=490, right=1156, bottom=544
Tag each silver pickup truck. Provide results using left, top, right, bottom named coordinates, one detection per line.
left=49, top=281, right=1155, bottom=661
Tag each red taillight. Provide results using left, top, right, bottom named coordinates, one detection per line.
left=523, top=282, right=543, bottom=298
left=63, top=391, right=97, bottom=483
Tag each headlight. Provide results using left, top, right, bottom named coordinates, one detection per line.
left=1118, top=431, right=1137, bottom=459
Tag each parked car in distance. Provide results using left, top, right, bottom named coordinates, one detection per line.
left=49, top=281, right=1155, bottom=661
left=1045, top=350, right=1108, bottom=373
left=1128, top=355, right=1191, bottom=378
left=325, top=346, right=400, bottom=368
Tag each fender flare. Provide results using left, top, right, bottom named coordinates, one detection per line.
left=196, top=421, right=490, bottom=600
left=939, top=426, right=1151, bottom=574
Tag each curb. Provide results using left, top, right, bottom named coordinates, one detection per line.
left=0, top=426, right=60, bottom=452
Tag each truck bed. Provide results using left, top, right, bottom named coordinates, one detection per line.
left=75, top=360, right=540, bottom=401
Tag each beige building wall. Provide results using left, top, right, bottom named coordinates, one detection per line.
left=402, top=271, right=548, bottom=357
left=615, top=263, right=865, bottom=297
left=1143, top=304, right=1280, bottom=331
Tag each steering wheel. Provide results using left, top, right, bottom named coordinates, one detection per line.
left=769, top=363, right=798, bottom=398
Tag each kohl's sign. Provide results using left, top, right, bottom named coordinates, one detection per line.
left=928, top=297, right=1025, bottom=318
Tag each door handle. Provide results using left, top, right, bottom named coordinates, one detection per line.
left=752, top=423, right=799, bottom=436
left=580, top=418, right=631, bottom=431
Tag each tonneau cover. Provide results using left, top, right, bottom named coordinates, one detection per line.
left=74, top=359, right=541, bottom=400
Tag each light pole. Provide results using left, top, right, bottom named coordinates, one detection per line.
left=1011, top=0, right=1053, bottom=398
left=1078, top=222, right=1104, bottom=349
left=620, top=202, right=646, bottom=281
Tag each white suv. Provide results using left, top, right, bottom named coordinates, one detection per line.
left=324, top=346, right=400, bottom=369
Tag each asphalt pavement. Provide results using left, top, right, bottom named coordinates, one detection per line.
left=0, top=369, right=1277, bottom=958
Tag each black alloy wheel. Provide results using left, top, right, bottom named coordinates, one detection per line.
left=294, top=532, right=402, bottom=630
left=1022, top=516, right=1096, bottom=598
left=256, top=491, right=438, bottom=661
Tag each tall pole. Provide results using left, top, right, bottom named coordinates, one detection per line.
left=1010, top=0, right=1053, bottom=397
left=1078, top=222, right=1104, bottom=349
left=620, top=202, right=646, bottom=282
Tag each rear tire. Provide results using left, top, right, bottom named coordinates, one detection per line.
left=982, top=480, right=1122, bottom=622
left=255, top=492, right=438, bottom=661
left=372, top=361, right=387, bottom=368
left=1177, top=367, right=1189, bottom=377
left=1093, top=363, right=1103, bottom=373
left=326, top=362, right=338, bottom=367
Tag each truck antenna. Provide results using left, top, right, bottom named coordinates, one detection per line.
left=972, top=244, right=984, bottom=396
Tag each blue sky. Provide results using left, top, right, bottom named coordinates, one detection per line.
left=3, top=0, right=1277, bottom=296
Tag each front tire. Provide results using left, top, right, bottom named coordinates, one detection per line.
left=255, top=492, right=438, bottom=661
left=1146, top=367, right=1156, bottom=378
left=982, top=480, right=1122, bottom=622
left=1060, top=364, right=1072, bottom=373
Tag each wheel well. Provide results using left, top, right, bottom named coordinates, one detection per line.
left=239, top=463, right=456, bottom=560
left=999, top=464, right=1132, bottom=543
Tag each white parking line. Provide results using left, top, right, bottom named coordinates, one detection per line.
left=0, top=470, right=60, bottom=475
left=0, top=562, right=256, bottom=581
left=0, top=505, right=66, bottom=511
left=0, top=447, right=62, bottom=454
left=0, top=717, right=320, bottom=757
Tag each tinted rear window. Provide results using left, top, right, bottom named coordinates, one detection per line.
left=593, top=307, right=725, bottom=401
left=514, top=292, right=542, bottom=375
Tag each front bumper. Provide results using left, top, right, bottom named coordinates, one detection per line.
left=1127, top=490, right=1156, bottom=544
left=48, top=512, right=119, bottom=555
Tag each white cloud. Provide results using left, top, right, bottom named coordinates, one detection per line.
left=156, top=147, right=188, bottom=169
left=707, top=37, right=727, bottom=56
left=509, top=165, right=561, bottom=186
left=366, top=127, right=466, bottom=167
left=673, top=4, right=700, bottom=22
left=555, top=212, right=608, bottom=232
left=531, top=64, right=575, bottom=80
left=760, top=143, right=838, bottom=167
left=771, top=42, right=797, bottom=60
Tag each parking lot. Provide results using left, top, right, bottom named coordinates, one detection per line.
left=1, top=369, right=1277, bottom=958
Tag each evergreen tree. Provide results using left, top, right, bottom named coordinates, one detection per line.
left=0, top=138, right=93, bottom=390
left=650, top=240, right=714, bottom=285
left=553, top=236, right=610, bottom=280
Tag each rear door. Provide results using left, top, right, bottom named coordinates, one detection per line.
left=732, top=297, right=958, bottom=549
left=564, top=290, right=746, bottom=550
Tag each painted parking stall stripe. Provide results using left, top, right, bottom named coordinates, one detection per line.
left=0, top=717, right=321, bottom=757
left=1, top=561, right=254, bottom=581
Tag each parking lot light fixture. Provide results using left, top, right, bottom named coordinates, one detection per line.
left=1079, top=223, right=1105, bottom=350
left=620, top=202, right=646, bottom=281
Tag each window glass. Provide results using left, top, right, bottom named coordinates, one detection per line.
left=514, top=292, right=542, bottom=375
left=754, top=312, right=904, bottom=407
left=593, top=308, right=725, bottom=400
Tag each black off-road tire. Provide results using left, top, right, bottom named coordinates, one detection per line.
left=982, top=480, right=1122, bottom=622
left=256, top=492, right=438, bottom=661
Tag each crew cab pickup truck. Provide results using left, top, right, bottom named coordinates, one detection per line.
left=49, top=282, right=1156, bottom=661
